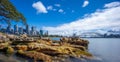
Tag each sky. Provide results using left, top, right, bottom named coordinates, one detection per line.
left=10, top=0, right=120, bottom=36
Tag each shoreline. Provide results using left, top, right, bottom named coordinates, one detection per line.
left=0, top=33, right=100, bottom=62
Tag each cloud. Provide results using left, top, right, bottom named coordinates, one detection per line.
left=43, top=2, right=120, bottom=36
left=104, top=1, right=120, bottom=8
left=82, top=0, right=89, bottom=7
left=58, top=9, right=64, bottom=13
left=54, top=4, right=61, bottom=7
left=47, top=6, right=53, bottom=10
left=32, top=1, right=47, bottom=13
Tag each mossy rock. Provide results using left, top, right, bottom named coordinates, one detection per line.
left=16, top=45, right=28, bottom=51
left=16, top=50, right=52, bottom=62
left=6, top=46, right=14, bottom=54
left=73, top=48, right=92, bottom=57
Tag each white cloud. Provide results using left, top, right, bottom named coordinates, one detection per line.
left=32, top=1, right=47, bottom=13
left=47, top=6, right=57, bottom=11
left=53, top=9, right=57, bottom=11
left=104, top=1, right=120, bottom=8
left=54, top=4, right=61, bottom=7
left=47, top=6, right=53, bottom=10
left=82, top=0, right=89, bottom=7
left=43, top=2, right=120, bottom=36
left=58, top=9, right=64, bottom=13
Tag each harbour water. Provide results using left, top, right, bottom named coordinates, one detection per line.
left=84, top=38, right=120, bottom=62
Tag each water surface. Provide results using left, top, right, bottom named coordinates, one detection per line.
left=84, top=38, right=120, bottom=62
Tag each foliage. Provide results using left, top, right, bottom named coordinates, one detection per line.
left=0, top=0, right=26, bottom=25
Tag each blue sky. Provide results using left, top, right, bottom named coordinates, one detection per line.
left=10, top=0, right=120, bottom=35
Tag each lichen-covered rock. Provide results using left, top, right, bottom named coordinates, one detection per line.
left=6, top=46, right=14, bottom=54
left=60, top=37, right=89, bottom=49
left=16, top=50, right=52, bottom=62
left=16, top=45, right=28, bottom=51
left=0, top=42, right=9, bottom=49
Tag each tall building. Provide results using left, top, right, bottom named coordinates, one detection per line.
left=31, top=26, right=36, bottom=35
left=14, top=24, right=18, bottom=34
left=40, top=29, right=43, bottom=36
left=44, top=31, right=49, bottom=36
left=18, top=27, right=23, bottom=34
left=6, top=25, right=11, bottom=33
left=26, top=24, right=30, bottom=35
left=11, top=29, right=14, bottom=34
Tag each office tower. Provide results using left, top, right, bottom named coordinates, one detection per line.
left=19, top=27, right=23, bottom=34
left=14, top=24, right=18, bottom=34
left=31, top=26, right=36, bottom=35
left=40, top=29, right=43, bottom=36
left=11, top=29, right=14, bottom=34
left=0, top=25, right=1, bottom=30
left=6, top=25, right=11, bottom=33
left=44, top=31, right=49, bottom=36
left=26, top=24, right=30, bottom=35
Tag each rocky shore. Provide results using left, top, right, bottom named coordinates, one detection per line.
left=0, top=33, right=93, bottom=62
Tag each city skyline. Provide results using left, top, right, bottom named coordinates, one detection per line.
left=0, top=24, right=49, bottom=36
left=6, top=0, right=120, bottom=36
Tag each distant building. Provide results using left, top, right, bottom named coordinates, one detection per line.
left=11, top=28, right=14, bottom=34
left=14, top=24, right=18, bottom=34
left=40, top=29, right=43, bottom=36
left=44, top=31, right=49, bottom=36
left=18, top=27, right=23, bottom=34
left=26, top=24, right=30, bottom=35
left=6, top=25, right=11, bottom=33
left=31, top=26, right=36, bottom=35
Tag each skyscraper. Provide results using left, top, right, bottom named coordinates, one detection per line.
left=26, top=24, right=30, bottom=35
left=6, top=25, right=11, bottom=33
left=44, top=31, right=49, bottom=36
left=40, top=29, right=43, bottom=36
left=18, top=27, right=23, bottom=34
left=14, top=24, right=18, bottom=34
left=31, top=26, right=36, bottom=35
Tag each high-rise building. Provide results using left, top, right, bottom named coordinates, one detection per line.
left=31, top=26, right=36, bottom=35
left=11, top=29, right=14, bottom=34
left=14, top=24, right=18, bottom=34
left=44, top=31, right=49, bottom=36
left=26, top=24, right=30, bottom=35
left=18, top=27, right=23, bottom=34
left=40, top=29, right=43, bottom=36
left=6, top=25, right=11, bottom=33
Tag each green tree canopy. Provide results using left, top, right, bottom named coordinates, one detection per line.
left=0, top=0, right=26, bottom=25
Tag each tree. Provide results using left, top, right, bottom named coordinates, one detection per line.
left=0, top=0, right=26, bottom=26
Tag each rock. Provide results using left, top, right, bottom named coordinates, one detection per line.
left=0, top=42, right=9, bottom=50
left=60, top=37, right=89, bottom=49
left=16, top=45, right=28, bottom=51
left=6, top=46, right=14, bottom=54
left=16, top=50, right=52, bottom=62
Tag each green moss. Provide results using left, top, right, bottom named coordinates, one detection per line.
left=73, top=49, right=92, bottom=57
left=17, top=50, right=24, bottom=54
left=6, top=46, right=14, bottom=54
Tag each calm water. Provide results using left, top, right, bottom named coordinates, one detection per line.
left=84, top=38, right=120, bottom=62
